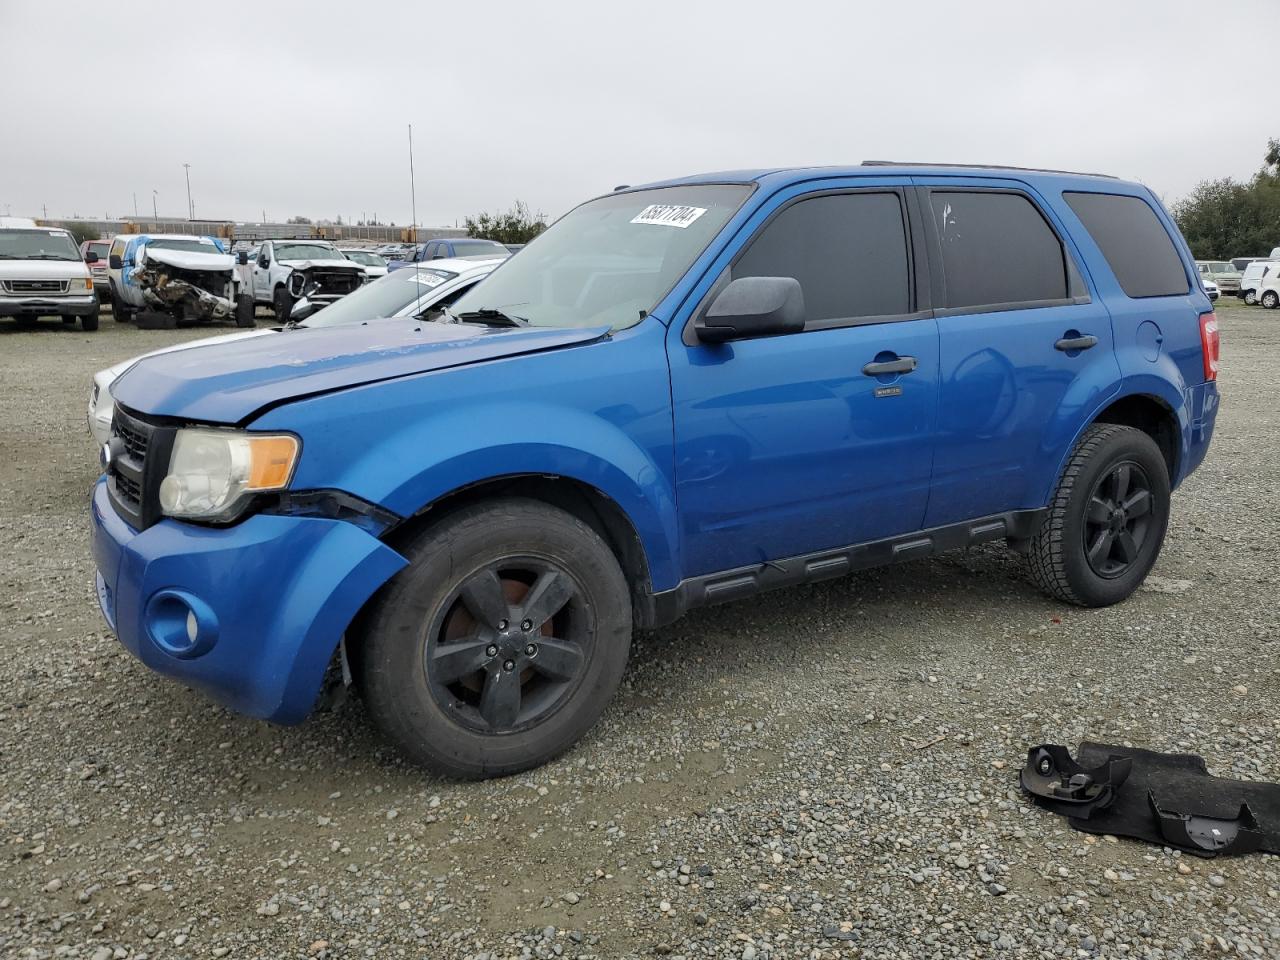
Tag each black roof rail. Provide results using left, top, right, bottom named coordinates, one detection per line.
left=860, top=160, right=1118, bottom=179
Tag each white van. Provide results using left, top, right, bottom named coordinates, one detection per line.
left=0, top=218, right=99, bottom=331
left=1239, top=260, right=1277, bottom=305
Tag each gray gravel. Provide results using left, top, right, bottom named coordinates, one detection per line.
left=2, top=299, right=1277, bottom=959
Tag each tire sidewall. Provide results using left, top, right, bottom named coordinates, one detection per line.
left=1060, top=430, right=1170, bottom=606
left=362, top=501, right=632, bottom=777
left=273, top=286, right=293, bottom=321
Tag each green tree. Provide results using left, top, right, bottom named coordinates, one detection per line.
left=63, top=222, right=100, bottom=246
left=1172, top=139, right=1280, bottom=259
left=465, top=201, right=547, bottom=245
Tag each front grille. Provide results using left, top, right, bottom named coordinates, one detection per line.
left=105, top=406, right=175, bottom=530
left=4, top=279, right=69, bottom=294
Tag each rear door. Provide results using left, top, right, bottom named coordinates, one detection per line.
left=913, top=178, right=1120, bottom=527
left=668, top=181, right=940, bottom=576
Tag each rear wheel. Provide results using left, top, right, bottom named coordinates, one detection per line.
left=1027, top=424, right=1170, bottom=607
left=358, top=499, right=632, bottom=778
left=272, top=285, right=293, bottom=321
left=1262, top=290, right=1279, bottom=309
left=1243, top=289, right=1258, bottom=305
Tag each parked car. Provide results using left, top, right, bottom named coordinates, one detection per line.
left=1239, top=260, right=1276, bottom=304
left=1202, top=277, right=1219, bottom=301
left=107, top=234, right=243, bottom=327
left=91, top=163, right=1219, bottom=778
left=237, top=239, right=365, bottom=321
left=81, top=238, right=112, bottom=297
left=339, top=248, right=389, bottom=281
left=1195, top=260, right=1240, bottom=296
left=87, top=257, right=501, bottom=444
left=386, top=237, right=510, bottom=271
left=0, top=218, right=99, bottom=330
left=1258, top=269, right=1280, bottom=309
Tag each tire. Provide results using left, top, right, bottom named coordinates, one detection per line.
left=1262, top=291, right=1279, bottom=309
left=80, top=312, right=99, bottom=332
left=358, top=498, right=632, bottom=778
left=235, top=293, right=256, bottom=327
left=1243, top=290, right=1257, bottom=306
left=1027, top=424, right=1170, bottom=607
left=272, top=285, right=293, bottom=321
left=109, top=287, right=134, bottom=322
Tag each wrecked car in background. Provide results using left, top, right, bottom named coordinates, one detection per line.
left=106, top=234, right=247, bottom=327
left=238, top=239, right=365, bottom=321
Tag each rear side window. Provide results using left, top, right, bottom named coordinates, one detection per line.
left=1064, top=192, right=1189, bottom=298
left=930, top=191, right=1068, bottom=309
left=733, top=192, right=911, bottom=323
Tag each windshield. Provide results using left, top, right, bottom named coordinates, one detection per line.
left=149, top=238, right=221, bottom=254
left=0, top=229, right=81, bottom=261
left=301, top=267, right=463, bottom=327
left=1209, top=262, right=1235, bottom=273
left=275, top=243, right=340, bottom=261
left=86, top=241, right=110, bottom=258
left=449, top=184, right=751, bottom=330
left=343, top=250, right=386, bottom=267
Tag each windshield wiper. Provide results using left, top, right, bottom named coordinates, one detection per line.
left=26, top=254, right=76, bottom=261
left=451, top=307, right=529, bottom=328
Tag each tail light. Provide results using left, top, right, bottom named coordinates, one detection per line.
left=1199, top=311, right=1219, bottom=381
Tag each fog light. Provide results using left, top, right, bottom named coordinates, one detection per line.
left=144, top=589, right=219, bottom=659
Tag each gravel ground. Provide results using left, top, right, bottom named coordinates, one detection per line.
left=1, top=299, right=1277, bottom=960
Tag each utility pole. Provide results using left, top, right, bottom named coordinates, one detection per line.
left=182, top=163, right=193, bottom=220
left=152, top=190, right=158, bottom=221
left=42, top=203, right=48, bottom=220
left=133, top=192, right=138, bottom=217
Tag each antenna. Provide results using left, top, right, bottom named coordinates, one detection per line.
left=408, top=123, right=425, bottom=314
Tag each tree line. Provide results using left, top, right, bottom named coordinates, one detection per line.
left=1172, top=139, right=1280, bottom=260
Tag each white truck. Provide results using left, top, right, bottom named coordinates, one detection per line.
left=236, top=239, right=365, bottom=321
left=106, top=233, right=245, bottom=327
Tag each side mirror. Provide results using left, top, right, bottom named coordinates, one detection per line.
left=236, top=251, right=249, bottom=265
left=84, top=252, right=99, bottom=264
left=694, top=276, right=805, bottom=343
left=108, top=254, right=122, bottom=270
left=258, top=256, right=269, bottom=268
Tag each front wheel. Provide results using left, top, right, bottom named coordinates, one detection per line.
left=1027, top=424, right=1170, bottom=607
left=1262, top=291, right=1279, bottom=309
left=80, top=311, right=99, bottom=331
left=235, top=293, right=256, bottom=327
left=1243, top=290, right=1257, bottom=305
left=272, top=286, right=293, bottom=321
left=358, top=499, right=632, bottom=778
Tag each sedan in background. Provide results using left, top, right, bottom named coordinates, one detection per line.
left=387, top=237, right=510, bottom=271
left=87, top=257, right=503, bottom=444
left=340, top=248, right=389, bottom=281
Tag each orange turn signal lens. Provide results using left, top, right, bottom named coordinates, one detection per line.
left=246, top=435, right=300, bottom=490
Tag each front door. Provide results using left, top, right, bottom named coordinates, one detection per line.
left=668, top=184, right=940, bottom=577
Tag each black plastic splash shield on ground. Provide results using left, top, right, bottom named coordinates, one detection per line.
left=1021, top=742, right=1280, bottom=858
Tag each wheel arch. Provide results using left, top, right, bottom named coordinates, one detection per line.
left=1090, top=392, right=1181, bottom=482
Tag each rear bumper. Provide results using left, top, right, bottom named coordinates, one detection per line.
left=1179, top=380, right=1219, bottom=484
left=0, top=294, right=98, bottom=317
left=90, top=479, right=407, bottom=723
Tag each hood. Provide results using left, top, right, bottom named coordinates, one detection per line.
left=142, top=247, right=235, bottom=273
left=111, top=317, right=609, bottom=423
left=281, top=257, right=360, bottom=271
left=0, top=259, right=91, bottom=280
left=105, top=328, right=278, bottom=379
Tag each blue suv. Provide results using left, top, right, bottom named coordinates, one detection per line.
left=91, top=164, right=1220, bottom=777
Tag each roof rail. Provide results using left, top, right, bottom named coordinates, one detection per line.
left=860, top=160, right=1117, bottom=179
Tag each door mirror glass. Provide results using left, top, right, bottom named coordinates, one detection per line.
left=108, top=254, right=123, bottom=270
left=236, top=251, right=249, bottom=265
left=258, top=255, right=269, bottom=267
left=695, top=276, right=805, bottom=343
left=84, top=252, right=99, bottom=264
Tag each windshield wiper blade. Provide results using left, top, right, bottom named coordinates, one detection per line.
left=452, top=307, right=529, bottom=328
left=27, top=254, right=76, bottom=261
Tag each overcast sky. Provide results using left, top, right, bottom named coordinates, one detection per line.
left=1, top=0, right=1273, bottom=227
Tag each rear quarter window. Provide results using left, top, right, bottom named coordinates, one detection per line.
left=1064, top=192, right=1189, bottom=299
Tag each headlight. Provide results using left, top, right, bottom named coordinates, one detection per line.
left=158, top=428, right=300, bottom=521
left=288, top=271, right=307, bottom=298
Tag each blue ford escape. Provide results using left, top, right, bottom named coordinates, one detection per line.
left=91, top=164, right=1220, bottom=778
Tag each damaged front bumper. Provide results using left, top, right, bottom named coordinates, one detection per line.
left=133, top=265, right=235, bottom=322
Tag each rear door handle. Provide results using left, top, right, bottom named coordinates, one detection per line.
left=862, top=356, right=918, bottom=376
left=1055, top=334, right=1098, bottom=352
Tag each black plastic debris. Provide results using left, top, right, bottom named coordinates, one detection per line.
left=1019, top=742, right=1280, bottom=857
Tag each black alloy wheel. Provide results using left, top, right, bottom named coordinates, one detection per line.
left=1082, top=461, right=1154, bottom=579
left=426, top=560, right=591, bottom=734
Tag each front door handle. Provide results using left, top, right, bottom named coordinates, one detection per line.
left=862, top=356, right=918, bottom=377
left=1055, top=334, right=1098, bottom=352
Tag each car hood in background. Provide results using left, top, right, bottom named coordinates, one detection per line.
left=280, top=258, right=361, bottom=271
left=142, top=247, right=235, bottom=272
left=111, top=318, right=609, bottom=424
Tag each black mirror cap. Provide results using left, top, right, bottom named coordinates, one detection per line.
left=236, top=251, right=249, bottom=265
left=83, top=251, right=99, bottom=264
left=696, top=276, right=805, bottom=343
left=107, top=254, right=122, bottom=270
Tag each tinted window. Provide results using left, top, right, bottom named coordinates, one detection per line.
left=733, top=192, right=910, bottom=322
left=930, top=191, right=1068, bottom=309
left=1064, top=192, right=1189, bottom=298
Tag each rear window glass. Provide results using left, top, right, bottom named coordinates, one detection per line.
left=930, top=191, right=1068, bottom=309
left=1064, top=192, right=1189, bottom=298
left=733, top=192, right=911, bottom=322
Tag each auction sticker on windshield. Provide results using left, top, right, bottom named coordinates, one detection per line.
left=411, top=272, right=449, bottom=287
left=631, top=205, right=707, bottom=229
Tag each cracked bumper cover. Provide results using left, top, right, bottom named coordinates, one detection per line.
left=90, top=478, right=407, bottom=723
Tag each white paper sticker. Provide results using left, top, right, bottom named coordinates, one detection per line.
left=411, top=273, right=446, bottom=287
left=631, top=204, right=708, bottom=229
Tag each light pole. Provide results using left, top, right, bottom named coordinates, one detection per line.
left=182, top=163, right=193, bottom=220
left=152, top=190, right=158, bottom=222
